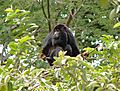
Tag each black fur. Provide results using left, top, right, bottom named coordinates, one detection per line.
left=42, top=24, right=80, bottom=65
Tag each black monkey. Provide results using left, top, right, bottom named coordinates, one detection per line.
left=46, top=46, right=63, bottom=66
left=64, top=44, right=72, bottom=56
left=46, top=45, right=72, bottom=66
left=41, top=24, right=80, bottom=65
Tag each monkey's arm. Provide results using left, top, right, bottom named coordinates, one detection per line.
left=41, top=32, right=52, bottom=56
left=67, top=30, right=80, bottom=56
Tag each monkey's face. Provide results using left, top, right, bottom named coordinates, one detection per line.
left=53, top=29, right=60, bottom=39
left=52, top=28, right=68, bottom=48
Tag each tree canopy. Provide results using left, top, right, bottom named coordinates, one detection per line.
left=0, top=0, right=120, bottom=91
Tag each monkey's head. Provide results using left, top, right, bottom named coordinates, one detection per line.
left=52, top=24, right=68, bottom=48
left=53, top=24, right=68, bottom=33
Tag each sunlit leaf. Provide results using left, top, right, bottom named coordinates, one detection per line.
left=22, top=69, right=30, bottom=75
left=87, top=81, right=99, bottom=87
left=58, top=51, right=66, bottom=57
left=18, top=36, right=31, bottom=44
left=113, top=22, right=120, bottom=28
left=107, top=84, right=117, bottom=90
left=4, top=75, right=10, bottom=84
left=83, top=47, right=94, bottom=52
left=109, top=9, right=116, bottom=20
left=41, top=78, right=46, bottom=83
left=29, top=23, right=38, bottom=28
left=0, top=68, right=3, bottom=74
left=102, top=35, right=113, bottom=39
left=15, top=9, right=20, bottom=13
left=5, top=8, right=14, bottom=12
left=30, top=69, right=43, bottom=76
left=0, top=84, right=7, bottom=91
left=9, top=42, right=18, bottom=50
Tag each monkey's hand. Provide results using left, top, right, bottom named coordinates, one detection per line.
left=81, top=51, right=89, bottom=60
left=40, top=53, right=46, bottom=60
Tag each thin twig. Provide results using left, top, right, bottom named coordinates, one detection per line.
left=41, top=0, right=48, bottom=20
left=37, top=0, right=51, bottom=32
left=47, top=0, right=51, bottom=32
left=55, top=10, right=61, bottom=24
left=66, top=9, right=75, bottom=27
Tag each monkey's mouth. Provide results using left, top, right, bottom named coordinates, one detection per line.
left=53, top=37, right=59, bottom=39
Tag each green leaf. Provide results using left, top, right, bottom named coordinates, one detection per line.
left=99, top=0, right=109, bottom=8
left=19, top=10, right=30, bottom=16
left=58, top=51, right=66, bottom=57
left=53, top=57, right=62, bottom=65
left=15, top=9, right=20, bottom=13
left=102, top=35, right=113, bottom=39
left=7, top=59, right=13, bottom=64
left=5, top=12, right=17, bottom=21
left=113, top=22, right=120, bottom=28
left=0, top=84, right=7, bottom=91
left=5, top=8, right=14, bottom=12
left=9, top=42, right=18, bottom=50
left=7, top=81, right=13, bottom=91
left=4, top=75, right=10, bottom=84
left=87, top=81, right=99, bottom=87
left=5, top=59, right=14, bottom=68
left=18, top=36, right=31, bottom=44
left=81, top=61, right=93, bottom=69
left=83, top=47, right=94, bottom=52
left=109, top=9, right=116, bottom=20
left=30, top=69, right=43, bottom=76
left=0, top=68, right=3, bottom=74
left=41, top=78, right=46, bottom=83
left=29, top=23, right=38, bottom=28
left=96, top=87, right=104, bottom=91
left=107, top=84, right=117, bottom=90
left=22, top=69, right=30, bottom=75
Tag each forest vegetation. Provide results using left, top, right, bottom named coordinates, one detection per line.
left=0, top=0, right=120, bottom=91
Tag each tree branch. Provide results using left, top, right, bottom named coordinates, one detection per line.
left=47, top=0, right=51, bottom=32
left=41, top=0, right=48, bottom=19
left=66, top=0, right=85, bottom=27
left=66, top=9, right=75, bottom=27
left=37, top=0, right=51, bottom=32
left=55, top=10, right=61, bottom=24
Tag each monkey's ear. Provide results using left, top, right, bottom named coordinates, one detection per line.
left=40, top=53, right=46, bottom=60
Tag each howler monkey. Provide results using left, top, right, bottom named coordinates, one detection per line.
left=41, top=24, right=80, bottom=65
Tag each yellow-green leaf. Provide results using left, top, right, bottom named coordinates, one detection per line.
left=4, top=75, right=10, bottom=84
left=19, top=36, right=31, bottom=44
left=15, top=9, right=20, bottom=13
left=5, top=8, right=14, bottom=12
left=113, top=22, right=120, bottom=28
left=99, top=0, right=109, bottom=8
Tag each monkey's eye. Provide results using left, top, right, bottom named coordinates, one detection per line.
left=56, top=29, right=60, bottom=32
left=64, top=27, right=66, bottom=30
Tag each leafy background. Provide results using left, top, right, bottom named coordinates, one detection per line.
left=0, top=0, right=120, bottom=91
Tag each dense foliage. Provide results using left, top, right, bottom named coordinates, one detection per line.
left=0, top=0, right=120, bottom=91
